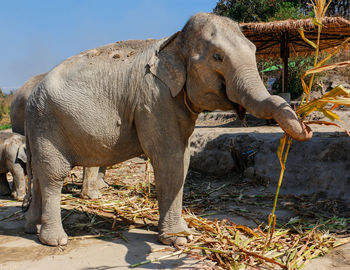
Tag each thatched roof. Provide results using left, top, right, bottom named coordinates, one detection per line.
left=240, top=17, right=350, bottom=59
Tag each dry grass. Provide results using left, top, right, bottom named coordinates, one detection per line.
left=59, top=162, right=348, bottom=270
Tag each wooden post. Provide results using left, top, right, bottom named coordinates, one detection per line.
left=280, top=31, right=289, bottom=93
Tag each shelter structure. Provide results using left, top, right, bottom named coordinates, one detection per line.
left=240, top=17, right=350, bottom=93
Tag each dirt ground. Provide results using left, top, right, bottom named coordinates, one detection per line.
left=1, top=108, right=350, bottom=269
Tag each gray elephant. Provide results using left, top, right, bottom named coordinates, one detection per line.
left=11, top=73, right=47, bottom=135
left=10, top=74, right=107, bottom=199
left=0, top=133, right=27, bottom=201
left=24, top=13, right=312, bottom=246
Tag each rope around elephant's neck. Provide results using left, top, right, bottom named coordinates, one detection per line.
left=183, top=90, right=200, bottom=115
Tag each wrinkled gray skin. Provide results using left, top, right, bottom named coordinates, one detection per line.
left=24, top=13, right=312, bottom=246
left=11, top=73, right=47, bottom=135
left=0, top=133, right=27, bottom=201
left=10, top=74, right=108, bottom=199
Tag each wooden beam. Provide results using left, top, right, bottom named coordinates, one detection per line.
left=280, top=31, right=289, bottom=93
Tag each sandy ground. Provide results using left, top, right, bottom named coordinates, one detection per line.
left=1, top=110, right=350, bottom=269
left=0, top=201, right=208, bottom=270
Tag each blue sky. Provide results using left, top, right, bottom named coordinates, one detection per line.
left=0, top=0, right=217, bottom=92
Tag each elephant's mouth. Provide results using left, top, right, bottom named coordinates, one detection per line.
left=233, top=102, right=246, bottom=120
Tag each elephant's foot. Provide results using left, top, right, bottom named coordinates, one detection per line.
left=11, top=190, right=25, bottom=201
left=80, top=188, right=102, bottom=200
left=159, top=232, right=193, bottom=246
left=39, top=224, right=68, bottom=246
left=96, top=177, right=108, bottom=190
left=158, top=218, right=193, bottom=246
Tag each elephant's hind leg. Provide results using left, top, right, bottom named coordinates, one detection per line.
left=24, top=175, right=42, bottom=234
left=81, top=167, right=108, bottom=199
left=32, top=146, right=71, bottom=246
left=80, top=167, right=102, bottom=199
left=97, top=167, right=108, bottom=189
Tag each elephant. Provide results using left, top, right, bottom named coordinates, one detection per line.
left=0, top=132, right=27, bottom=201
left=24, top=13, right=312, bottom=246
left=11, top=73, right=47, bottom=135
left=10, top=73, right=108, bottom=199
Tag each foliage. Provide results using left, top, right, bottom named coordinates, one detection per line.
left=0, top=87, right=13, bottom=125
left=327, top=0, right=350, bottom=19
left=270, top=1, right=314, bottom=21
left=0, top=124, right=11, bottom=130
left=214, top=0, right=348, bottom=22
left=213, top=0, right=313, bottom=22
left=270, top=57, right=315, bottom=99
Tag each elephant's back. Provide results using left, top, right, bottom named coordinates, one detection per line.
left=78, top=39, right=160, bottom=62
left=0, top=133, right=22, bottom=148
left=10, top=73, right=47, bottom=135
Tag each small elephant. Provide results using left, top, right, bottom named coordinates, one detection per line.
left=24, top=13, right=312, bottom=246
left=10, top=74, right=108, bottom=199
left=0, top=133, right=27, bottom=201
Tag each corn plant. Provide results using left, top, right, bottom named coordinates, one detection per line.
left=265, top=0, right=350, bottom=251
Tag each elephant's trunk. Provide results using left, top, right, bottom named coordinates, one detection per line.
left=226, top=69, right=312, bottom=141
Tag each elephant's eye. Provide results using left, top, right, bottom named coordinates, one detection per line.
left=213, top=53, right=224, bottom=62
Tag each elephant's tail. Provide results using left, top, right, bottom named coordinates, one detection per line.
left=22, top=133, right=32, bottom=212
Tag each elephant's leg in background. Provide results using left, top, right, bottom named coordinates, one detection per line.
left=97, top=166, right=108, bottom=189
left=81, top=167, right=103, bottom=199
left=9, top=163, right=26, bottom=201
left=0, top=173, right=11, bottom=196
left=24, top=175, right=42, bottom=234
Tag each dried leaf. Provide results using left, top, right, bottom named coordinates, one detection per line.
left=322, top=85, right=350, bottom=98
left=317, top=37, right=350, bottom=67
left=320, top=108, right=340, bottom=121
left=304, top=61, right=350, bottom=76
left=334, top=237, right=350, bottom=248
left=277, top=134, right=287, bottom=169
left=299, top=28, right=317, bottom=49
left=305, top=121, right=350, bottom=136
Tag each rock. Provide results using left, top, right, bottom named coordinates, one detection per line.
left=243, top=167, right=255, bottom=179
left=190, top=133, right=236, bottom=176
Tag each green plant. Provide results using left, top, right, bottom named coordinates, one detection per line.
left=269, top=1, right=314, bottom=21
left=0, top=124, right=11, bottom=130
left=271, top=57, right=315, bottom=99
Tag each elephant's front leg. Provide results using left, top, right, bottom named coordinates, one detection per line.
left=143, top=137, right=191, bottom=245
left=152, top=146, right=192, bottom=246
left=10, top=164, right=26, bottom=201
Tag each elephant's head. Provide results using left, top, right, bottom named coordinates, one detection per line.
left=16, top=144, right=27, bottom=165
left=149, top=13, right=312, bottom=141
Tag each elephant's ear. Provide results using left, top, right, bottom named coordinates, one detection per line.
left=147, top=31, right=186, bottom=97
left=16, top=144, right=27, bottom=164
